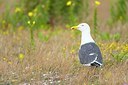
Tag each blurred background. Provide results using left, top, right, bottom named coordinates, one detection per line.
left=0, top=0, right=128, bottom=28
left=0, top=0, right=128, bottom=41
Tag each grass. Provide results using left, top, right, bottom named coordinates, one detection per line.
left=0, top=24, right=128, bottom=85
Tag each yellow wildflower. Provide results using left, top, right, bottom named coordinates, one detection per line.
left=95, top=1, right=101, bottom=6
left=15, top=7, right=21, bottom=13
left=62, top=47, right=66, bottom=51
left=33, top=21, right=35, bottom=25
left=122, top=44, right=128, bottom=52
left=70, top=49, right=75, bottom=54
left=18, top=53, right=25, bottom=61
left=66, top=1, right=72, bottom=6
left=3, top=57, right=7, bottom=61
left=28, top=12, right=33, bottom=17
left=3, top=31, right=9, bottom=35
left=27, top=21, right=31, bottom=25
left=8, top=61, right=12, bottom=65
left=2, top=20, right=6, bottom=24
left=109, top=42, right=117, bottom=49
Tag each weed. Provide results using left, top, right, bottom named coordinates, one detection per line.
left=93, top=0, right=101, bottom=35
left=109, top=0, right=127, bottom=25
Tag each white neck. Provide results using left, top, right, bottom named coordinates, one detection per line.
left=81, top=31, right=95, bottom=46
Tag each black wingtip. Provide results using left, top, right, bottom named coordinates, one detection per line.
left=91, top=62, right=101, bottom=67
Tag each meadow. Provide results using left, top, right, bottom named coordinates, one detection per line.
left=0, top=0, right=128, bottom=85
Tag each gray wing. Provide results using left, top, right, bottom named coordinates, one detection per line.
left=79, top=51, right=97, bottom=64
left=79, top=43, right=103, bottom=65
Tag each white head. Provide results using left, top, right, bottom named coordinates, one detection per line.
left=71, top=23, right=95, bottom=45
left=71, top=23, right=90, bottom=32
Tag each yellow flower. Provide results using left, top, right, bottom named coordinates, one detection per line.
left=18, top=53, right=25, bottom=61
left=2, top=20, right=6, bottom=24
left=3, top=31, right=9, bottom=35
left=109, top=42, right=117, bottom=49
left=63, top=47, right=66, bottom=50
left=66, top=1, right=72, bottom=6
left=3, top=57, right=7, bottom=61
left=122, top=44, right=128, bottom=52
left=70, top=49, right=75, bottom=54
left=28, top=12, right=33, bottom=17
left=27, top=21, right=31, bottom=25
left=15, top=7, right=21, bottom=13
left=95, top=1, right=101, bottom=6
left=8, top=61, right=12, bottom=65
left=33, top=21, right=35, bottom=25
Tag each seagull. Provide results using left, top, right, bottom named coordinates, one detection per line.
left=71, top=23, right=103, bottom=67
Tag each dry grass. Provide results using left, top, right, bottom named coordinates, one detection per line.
left=0, top=25, right=128, bottom=85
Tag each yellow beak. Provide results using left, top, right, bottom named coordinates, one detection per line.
left=71, top=26, right=78, bottom=30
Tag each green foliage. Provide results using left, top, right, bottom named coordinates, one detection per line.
left=100, top=32, right=111, bottom=40
left=10, top=8, right=28, bottom=29
left=0, top=5, right=10, bottom=30
left=112, top=33, right=121, bottom=42
left=38, top=32, right=50, bottom=42
left=1, top=0, right=82, bottom=29
left=84, top=0, right=89, bottom=17
left=27, top=20, right=36, bottom=48
left=100, top=32, right=121, bottom=41
left=1, top=4, right=28, bottom=31
left=47, top=0, right=82, bottom=26
left=109, top=0, right=128, bottom=25
left=93, top=1, right=101, bottom=35
left=93, top=7, right=98, bottom=34
left=29, top=24, right=35, bottom=48
left=78, top=0, right=89, bottom=22
left=111, top=51, right=128, bottom=62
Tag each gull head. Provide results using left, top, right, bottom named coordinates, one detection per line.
left=71, top=23, right=90, bottom=32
